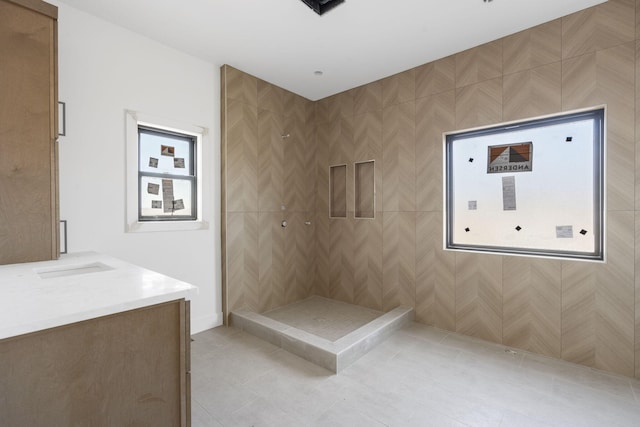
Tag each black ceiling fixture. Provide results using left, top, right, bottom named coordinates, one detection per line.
left=300, top=0, right=345, bottom=15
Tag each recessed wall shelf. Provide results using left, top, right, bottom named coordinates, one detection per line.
left=330, top=164, right=347, bottom=218
left=355, top=160, right=375, bottom=219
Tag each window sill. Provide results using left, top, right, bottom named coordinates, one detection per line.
left=126, top=219, right=209, bottom=233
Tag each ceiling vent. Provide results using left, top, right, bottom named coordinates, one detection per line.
left=300, top=0, right=345, bottom=15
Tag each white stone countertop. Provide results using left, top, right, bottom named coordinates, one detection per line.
left=0, top=252, right=198, bottom=340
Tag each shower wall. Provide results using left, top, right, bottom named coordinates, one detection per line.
left=314, top=0, right=639, bottom=379
left=222, top=0, right=640, bottom=378
left=221, top=65, right=316, bottom=317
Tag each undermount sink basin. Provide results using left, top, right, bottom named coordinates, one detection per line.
left=36, top=262, right=113, bottom=279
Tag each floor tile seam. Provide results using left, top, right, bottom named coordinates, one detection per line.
left=262, top=385, right=344, bottom=421
left=395, top=327, right=449, bottom=345
left=549, top=376, right=639, bottom=408
left=548, top=373, right=637, bottom=403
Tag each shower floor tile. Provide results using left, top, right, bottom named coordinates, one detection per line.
left=262, top=296, right=382, bottom=342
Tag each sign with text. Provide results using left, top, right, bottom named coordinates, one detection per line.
left=487, top=142, right=532, bottom=174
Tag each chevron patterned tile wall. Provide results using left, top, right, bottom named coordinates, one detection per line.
left=222, top=65, right=315, bottom=318
left=415, top=90, right=454, bottom=212
left=503, top=257, right=561, bottom=358
left=455, top=252, right=503, bottom=344
left=502, top=19, right=562, bottom=75
left=415, top=211, right=455, bottom=330
left=503, top=63, right=562, bottom=122
left=222, top=0, right=640, bottom=379
left=415, top=56, right=455, bottom=100
left=561, top=0, right=634, bottom=59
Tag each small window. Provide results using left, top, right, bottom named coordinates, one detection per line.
left=444, top=107, right=605, bottom=261
left=125, top=111, right=207, bottom=233
left=138, top=126, right=196, bottom=221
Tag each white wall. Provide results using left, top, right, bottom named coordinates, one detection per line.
left=53, top=1, right=222, bottom=333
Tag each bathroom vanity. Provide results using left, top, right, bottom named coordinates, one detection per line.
left=0, top=253, right=197, bottom=427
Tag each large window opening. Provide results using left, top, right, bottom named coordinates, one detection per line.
left=445, top=107, right=605, bottom=261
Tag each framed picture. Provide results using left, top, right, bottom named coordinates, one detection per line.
left=58, top=101, right=66, bottom=136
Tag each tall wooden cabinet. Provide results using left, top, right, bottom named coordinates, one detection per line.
left=0, top=0, right=59, bottom=264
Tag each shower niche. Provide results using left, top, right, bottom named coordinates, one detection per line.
left=330, top=161, right=376, bottom=219
left=329, top=164, right=347, bottom=218
left=355, top=160, right=375, bottom=219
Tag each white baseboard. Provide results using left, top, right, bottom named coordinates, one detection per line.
left=190, top=312, right=223, bottom=334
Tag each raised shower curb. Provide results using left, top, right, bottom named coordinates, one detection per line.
left=230, top=304, right=414, bottom=373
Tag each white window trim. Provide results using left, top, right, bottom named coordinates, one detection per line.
left=125, top=110, right=208, bottom=232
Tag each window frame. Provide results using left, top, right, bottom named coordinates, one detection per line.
left=137, top=125, right=197, bottom=222
left=125, top=110, right=208, bottom=233
left=443, top=106, right=605, bottom=261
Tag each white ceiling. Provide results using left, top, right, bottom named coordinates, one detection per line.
left=57, top=0, right=607, bottom=101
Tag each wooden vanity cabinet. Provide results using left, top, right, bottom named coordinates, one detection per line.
left=0, top=0, right=59, bottom=264
left=0, top=299, right=192, bottom=427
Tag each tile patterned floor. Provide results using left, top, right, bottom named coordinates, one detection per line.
left=191, top=323, right=640, bottom=426
left=262, top=296, right=383, bottom=342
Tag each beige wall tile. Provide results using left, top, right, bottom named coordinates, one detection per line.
left=562, top=0, right=635, bottom=59
left=503, top=257, right=561, bottom=358
left=283, top=114, right=314, bottom=212
left=455, top=77, right=502, bottom=130
left=455, top=252, right=503, bottom=344
left=382, top=68, right=415, bottom=108
left=316, top=91, right=354, bottom=125
left=354, top=215, right=383, bottom=311
left=226, top=99, right=258, bottom=212
left=314, top=213, right=330, bottom=298
left=315, top=123, right=330, bottom=214
left=382, top=212, right=416, bottom=311
left=415, top=212, right=455, bottom=330
left=382, top=101, right=416, bottom=212
left=562, top=43, right=635, bottom=211
left=258, top=212, right=284, bottom=312
left=562, top=212, right=635, bottom=377
left=415, top=56, right=455, bottom=99
left=503, top=63, right=562, bottom=122
left=330, top=218, right=355, bottom=304
left=258, top=79, right=284, bottom=116
left=637, top=0, right=640, bottom=40
left=223, top=65, right=257, bottom=106
left=258, top=109, right=284, bottom=212
left=596, top=211, right=635, bottom=377
left=354, top=110, right=383, bottom=161
left=635, top=41, right=640, bottom=210
left=503, top=20, right=561, bottom=75
left=328, top=117, right=354, bottom=166
left=415, top=90, right=455, bottom=212
left=354, top=111, right=383, bottom=211
left=353, top=81, right=382, bottom=115
left=227, top=212, right=259, bottom=313
left=283, top=213, right=315, bottom=306
left=329, top=117, right=354, bottom=214
left=283, top=89, right=309, bottom=121
left=455, top=40, right=502, bottom=88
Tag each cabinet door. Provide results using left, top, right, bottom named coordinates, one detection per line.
left=0, top=300, right=190, bottom=427
left=0, top=0, right=58, bottom=264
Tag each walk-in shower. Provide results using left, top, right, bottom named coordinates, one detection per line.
left=231, top=296, right=413, bottom=373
